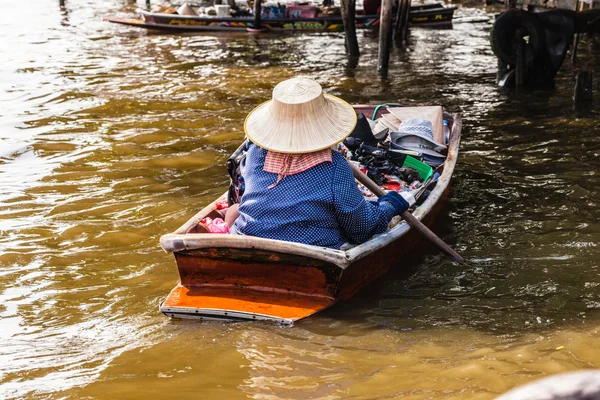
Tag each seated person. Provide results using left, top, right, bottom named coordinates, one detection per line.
left=228, top=77, right=409, bottom=249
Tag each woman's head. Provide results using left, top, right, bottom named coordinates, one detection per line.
left=244, top=77, right=357, bottom=154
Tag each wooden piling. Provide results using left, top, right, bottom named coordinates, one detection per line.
left=515, top=29, right=525, bottom=86
left=393, top=0, right=408, bottom=44
left=393, top=0, right=403, bottom=40
left=571, top=0, right=585, bottom=65
left=400, top=0, right=411, bottom=44
left=253, top=0, right=262, bottom=29
left=59, top=0, right=65, bottom=6
left=341, top=0, right=360, bottom=58
left=378, top=0, right=394, bottom=76
left=574, top=71, right=593, bottom=101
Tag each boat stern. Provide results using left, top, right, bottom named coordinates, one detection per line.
left=160, top=283, right=336, bottom=325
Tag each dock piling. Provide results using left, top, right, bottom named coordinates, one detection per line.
left=514, top=28, right=525, bottom=86
left=574, top=71, right=593, bottom=101
left=393, top=0, right=410, bottom=46
left=341, top=0, right=360, bottom=58
left=378, top=0, right=394, bottom=77
left=253, top=0, right=262, bottom=29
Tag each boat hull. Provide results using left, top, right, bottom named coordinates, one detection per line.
left=159, top=188, right=450, bottom=323
left=103, top=6, right=454, bottom=33
left=159, top=106, right=462, bottom=324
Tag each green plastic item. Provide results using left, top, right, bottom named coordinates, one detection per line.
left=402, top=155, right=433, bottom=182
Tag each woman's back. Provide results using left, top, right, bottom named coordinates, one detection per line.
left=231, top=144, right=395, bottom=249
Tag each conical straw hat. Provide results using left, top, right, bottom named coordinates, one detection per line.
left=244, top=77, right=357, bottom=154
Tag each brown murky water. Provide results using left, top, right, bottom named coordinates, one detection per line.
left=1, top=0, right=599, bottom=399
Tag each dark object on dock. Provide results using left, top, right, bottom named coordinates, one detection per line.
left=492, top=8, right=600, bottom=87
left=496, top=370, right=600, bottom=400
left=103, top=4, right=455, bottom=33
left=574, top=71, right=593, bottom=101
left=492, top=9, right=574, bottom=87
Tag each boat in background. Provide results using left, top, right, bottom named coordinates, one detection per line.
left=103, top=3, right=455, bottom=32
left=158, top=104, right=462, bottom=325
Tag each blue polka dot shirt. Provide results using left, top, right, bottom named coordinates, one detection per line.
left=230, top=143, right=397, bottom=249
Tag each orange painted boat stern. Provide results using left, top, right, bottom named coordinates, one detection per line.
left=158, top=246, right=343, bottom=325
left=160, top=284, right=336, bottom=325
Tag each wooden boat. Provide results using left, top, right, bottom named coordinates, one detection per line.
left=103, top=4, right=455, bottom=32
left=159, top=105, right=462, bottom=325
left=408, top=3, right=455, bottom=26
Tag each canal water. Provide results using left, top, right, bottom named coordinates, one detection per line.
left=1, top=0, right=599, bottom=398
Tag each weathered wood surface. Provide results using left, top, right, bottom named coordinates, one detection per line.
left=175, top=248, right=340, bottom=298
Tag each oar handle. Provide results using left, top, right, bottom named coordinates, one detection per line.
left=347, top=161, right=465, bottom=263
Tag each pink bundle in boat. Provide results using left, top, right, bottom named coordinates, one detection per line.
left=200, top=217, right=230, bottom=234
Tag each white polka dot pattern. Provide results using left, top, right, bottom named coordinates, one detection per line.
left=230, top=143, right=397, bottom=249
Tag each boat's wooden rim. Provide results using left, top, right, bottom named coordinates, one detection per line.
left=159, top=110, right=461, bottom=269
left=161, top=229, right=348, bottom=265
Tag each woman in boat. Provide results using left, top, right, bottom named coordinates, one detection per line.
left=227, top=77, right=411, bottom=249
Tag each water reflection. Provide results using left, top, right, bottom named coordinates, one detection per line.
left=0, top=0, right=599, bottom=399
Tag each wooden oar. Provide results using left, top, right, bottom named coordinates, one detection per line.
left=347, top=161, right=465, bottom=262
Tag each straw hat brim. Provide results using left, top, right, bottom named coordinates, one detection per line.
left=244, top=94, right=357, bottom=154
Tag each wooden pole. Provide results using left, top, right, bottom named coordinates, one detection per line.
left=146, top=0, right=150, bottom=8
left=393, top=0, right=404, bottom=40
left=571, top=0, right=585, bottom=65
left=574, top=71, right=593, bottom=101
left=253, top=0, right=262, bottom=29
left=341, top=0, right=360, bottom=58
left=348, top=161, right=465, bottom=263
left=393, top=0, right=410, bottom=46
left=515, top=29, right=524, bottom=87
left=59, top=0, right=65, bottom=6
left=378, top=0, right=393, bottom=76
left=401, top=0, right=411, bottom=44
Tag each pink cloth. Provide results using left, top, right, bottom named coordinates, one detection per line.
left=263, top=149, right=332, bottom=188
left=201, top=217, right=230, bottom=234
